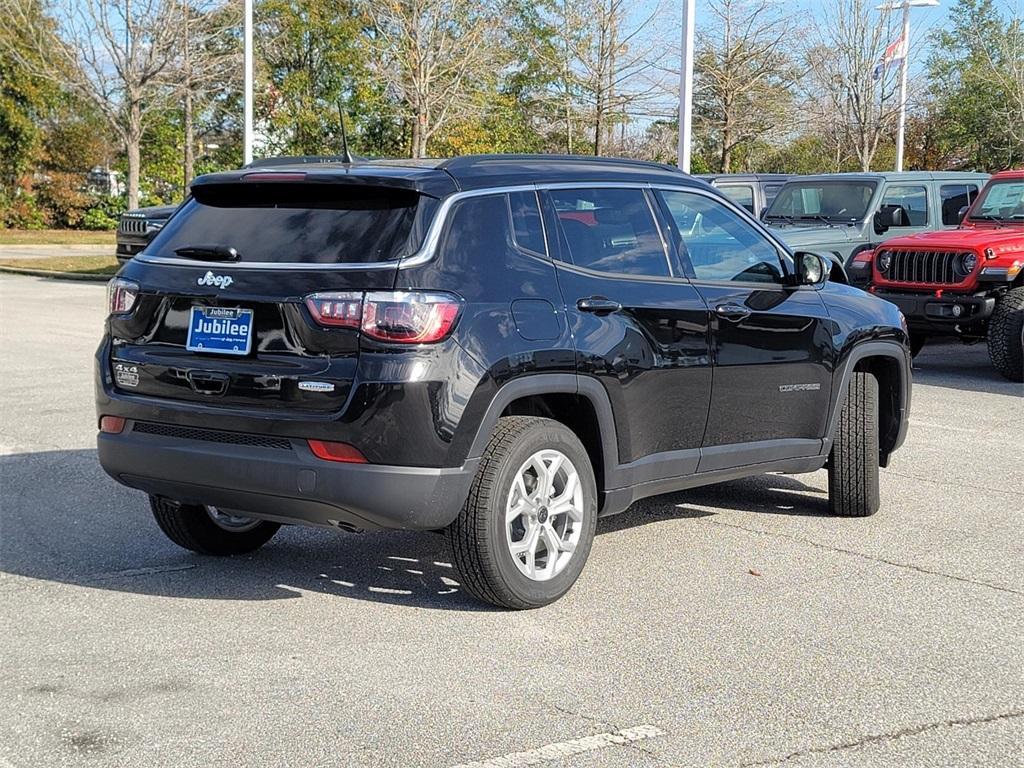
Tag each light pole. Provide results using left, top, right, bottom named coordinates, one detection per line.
left=677, top=0, right=695, bottom=173
left=243, top=0, right=254, bottom=165
left=878, top=0, right=939, bottom=172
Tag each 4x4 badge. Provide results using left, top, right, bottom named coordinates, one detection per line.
left=197, top=271, right=233, bottom=289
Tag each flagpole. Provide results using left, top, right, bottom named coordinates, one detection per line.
left=243, top=0, right=254, bottom=165
left=894, top=0, right=911, bottom=172
left=677, top=0, right=695, bottom=173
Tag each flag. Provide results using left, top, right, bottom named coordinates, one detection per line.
left=873, top=34, right=908, bottom=81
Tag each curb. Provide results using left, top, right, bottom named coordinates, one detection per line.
left=0, top=265, right=112, bottom=282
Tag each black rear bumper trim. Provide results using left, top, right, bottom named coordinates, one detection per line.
left=98, top=430, right=477, bottom=531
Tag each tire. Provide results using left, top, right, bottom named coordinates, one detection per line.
left=149, top=496, right=280, bottom=555
left=827, top=372, right=880, bottom=518
left=987, top=287, right=1024, bottom=382
left=909, top=333, right=927, bottom=359
left=446, top=416, right=598, bottom=610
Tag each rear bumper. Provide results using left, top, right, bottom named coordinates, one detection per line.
left=97, top=424, right=477, bottom=531
left=871, top=289, right=995, bottom=334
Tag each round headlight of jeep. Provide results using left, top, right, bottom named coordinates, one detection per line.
left=877, top=251, right=891, bottom=272
left=959, top=252, right=977, bottom=274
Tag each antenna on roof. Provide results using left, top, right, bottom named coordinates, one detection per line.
left=338, top=102, right=354, bottom=165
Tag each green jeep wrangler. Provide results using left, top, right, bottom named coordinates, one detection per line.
left=763, top=172, right=989, bottom=283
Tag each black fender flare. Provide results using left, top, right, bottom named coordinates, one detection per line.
left=466, top=374, right=620, bottom=481
left=825, top=340, right=911, bottom=457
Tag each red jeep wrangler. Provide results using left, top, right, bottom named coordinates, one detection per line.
left=866, top=170, right=1024, bottom=381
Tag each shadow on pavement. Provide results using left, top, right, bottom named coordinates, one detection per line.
left=1, top=448, right=832, bottom=610
left=911, top=341, right=1023, bottom=397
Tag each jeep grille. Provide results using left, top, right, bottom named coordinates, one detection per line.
left=119, top=216, right=148, bottom=235
left=879, top=250, right=971, bottom=285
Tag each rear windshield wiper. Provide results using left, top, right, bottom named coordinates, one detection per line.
left=174, top=245, right=240, bottom=262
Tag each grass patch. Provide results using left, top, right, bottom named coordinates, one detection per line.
left=0, top=255, right=119, bottom=276
left=0, top=229, right=115, bottom=245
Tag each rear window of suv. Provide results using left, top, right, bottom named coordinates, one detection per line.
left=148, top=184, right=429, bottom=264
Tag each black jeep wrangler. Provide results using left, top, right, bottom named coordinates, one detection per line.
left=96, top=155, right=911, bottom=609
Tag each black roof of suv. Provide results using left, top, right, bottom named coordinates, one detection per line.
left=210, top=153, right=700, bottom=195
left=97, top=153, right=912, bottom=609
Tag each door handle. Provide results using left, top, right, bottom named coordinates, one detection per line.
left=714, top=303, right=751, bottom=321
left=577, top=297, right=622, bottom=315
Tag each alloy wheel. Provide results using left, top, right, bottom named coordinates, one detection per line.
left=505, top=449, right=584, bottom=581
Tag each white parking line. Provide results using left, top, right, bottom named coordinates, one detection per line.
left=450, top=724, right=664, bottom=768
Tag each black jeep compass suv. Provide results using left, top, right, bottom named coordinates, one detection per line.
left=96, top=155, right=911, bottom=609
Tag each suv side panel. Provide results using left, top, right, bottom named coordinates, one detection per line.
left=393, top=191, right=577, bottom=467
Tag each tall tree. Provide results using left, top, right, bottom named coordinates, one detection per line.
left=7, top=0, right=185, bottom=209
left=694, top=0, right=797, bottom=172
left=0, top=0, right=61, bottom=197
left=178, top=1, right=241, bottom=187
left=367, top=0, right=499, bottom=158
left=258, top=0, right=374, bottom=156
left=929, top=0, right=1024, bottom=169
left=804, top=0, right=901, bottom=171
left=548, top=0, right=668, bottom=156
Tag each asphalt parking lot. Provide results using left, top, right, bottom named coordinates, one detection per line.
left=1, top=273, right=1021, bottom=768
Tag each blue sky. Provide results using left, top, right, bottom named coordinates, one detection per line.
left=681, top=0, right=1020, bottom=74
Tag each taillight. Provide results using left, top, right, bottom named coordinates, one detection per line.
left=241, top=172, right=307, bottom=182
left=305, top=292, right=363, bottom=328
left=362, top=292, right=461, bottom=343
left=107, top=278, right=139, bottom=315
left=305, top=291, right=461, bottom=343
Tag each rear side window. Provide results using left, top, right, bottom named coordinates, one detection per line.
left=940, top=184, right=979, bottom=225
left=440, top=194, right=514, bottom=266
left=718, top=184, right=755, bottom=214
left=508, top=191, right=546, bottom=255
left=149, top=184, right=426, bottom=264
left=881, top=185, right=928, bottom=227
left=548, top=188, right=670, bottom=277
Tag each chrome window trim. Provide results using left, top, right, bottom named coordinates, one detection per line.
left=133, top=180, right=784, bottom=273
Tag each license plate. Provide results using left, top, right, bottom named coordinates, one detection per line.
left=186, top=306, right=254, bottom=356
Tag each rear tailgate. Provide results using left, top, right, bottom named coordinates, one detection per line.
left=108, top=180, right=430, bottom=412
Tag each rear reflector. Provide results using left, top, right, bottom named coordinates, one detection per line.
left=99, top=416, right=126, bottom=434
left=307, top=439, right=367, bottom=463
left=853, top=251, right=873, bottom=263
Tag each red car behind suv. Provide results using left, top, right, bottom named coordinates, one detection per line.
left=865, top=170, right=1024, bottom=381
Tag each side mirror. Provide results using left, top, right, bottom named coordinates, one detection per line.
left=792, top=252, right=829, bottom=286
left=958, top=205, right=970, bottom=223
left=873, top=204, right=904, bottom=234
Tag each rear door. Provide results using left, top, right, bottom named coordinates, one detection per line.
left=654, top=188, right=834, bottom=471
left=110, top=180, right=426, bottom=411
left=541, top=186, right=711, bottom=472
